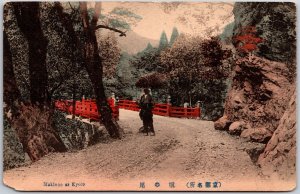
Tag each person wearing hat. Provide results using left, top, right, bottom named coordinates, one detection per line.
left=139, top=88, right=155, bottom=136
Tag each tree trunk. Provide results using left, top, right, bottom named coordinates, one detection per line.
left=54, top=2, right=123, bottom=138
left=11, top=2, right=67, bottom=161
left=84, top=29, right=122, bottom=138
left=13, top=2, right=49, bottom=106
left=79, top=2, right=122, bottom=138
left=3, top=31, right=20, bottom=111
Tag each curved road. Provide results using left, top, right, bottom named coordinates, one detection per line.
left=3, top=110, right=291, bottom=191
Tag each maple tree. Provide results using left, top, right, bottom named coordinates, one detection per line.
left=235, top=26, right=263, bottom=55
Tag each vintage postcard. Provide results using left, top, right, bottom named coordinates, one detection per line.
left=2, top=1, right=296, bottom=191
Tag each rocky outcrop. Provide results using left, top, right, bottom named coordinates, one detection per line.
left=217, top=2, right=296, bottom=141
left=52, top=110, right=106, bottom=150
left=215, top=56, right=292, bottom=142
left=257, top=88, right=296, bottom=179
left=240, top=127, right=272, bottom=143
left=228, top=121, right=247, bottom=135
left=214, top=115, right=232, bottom=131
left=214, top=2, right=296, bottom=181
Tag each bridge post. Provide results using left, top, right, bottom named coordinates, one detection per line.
left=184, top=102, right=188, bottom=118
left=167, top=95, right=171, bottom=117
left=111, top=92, right=116, bottom=106
left=115, top=96, right=119, bottom=105
left=196, top=100, right=201, bottom=119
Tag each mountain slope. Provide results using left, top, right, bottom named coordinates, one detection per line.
left=117, top=31, right=159, bottom=54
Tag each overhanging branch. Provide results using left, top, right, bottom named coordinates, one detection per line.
left=68, top=2, right=76, bottom=12
left=95, top=25, right=127, bottom=37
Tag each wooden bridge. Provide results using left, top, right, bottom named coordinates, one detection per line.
left=55, top=99, right=201, bottom=121
left=118, top=99, right=201, bottom=119
left=55, top=99, right=119, bottom=120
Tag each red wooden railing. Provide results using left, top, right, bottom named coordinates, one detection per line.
left=55, top=99, right=201, bottom=120
left=55, top=98, right=119, bottom=121
left=118, top=99, right=201, bottom=119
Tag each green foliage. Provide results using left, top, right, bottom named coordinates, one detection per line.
left=3, top=115, right=25, bottom=170
left=109, top=18, right=131, bottom=30
left=97, top=32, right=121, bottom=78
left=4, top=1, right=140, bottom=103
left=136, top=72, right=167, bottom=89
left=115, top=52, right=138, bottom=96
left=128, top=46, right=169, bottom=101
left=87, top=8, right=95, bottom=20
left=158, top=31, right=169, bottom=50
left=160, top=35, right=232, bottom=119
left=111, top=7, right=142, bottom=20
left=219, top=22, right=234, bottom=44
left=99, top=7, right=142, bottom=31
left=169, top=27, right=179, bottom=45
left=133, top=47, right=163, bottom=72
left=4, top=3, right=30, bottom=100
left=233, top=2, right=296, bottom=63
left=86, top=6, right=143, bottom=31
left=144, top=43, right=153, bottom=51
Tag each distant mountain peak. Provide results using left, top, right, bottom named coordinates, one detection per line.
left=117, top=30, right=159, bottom=54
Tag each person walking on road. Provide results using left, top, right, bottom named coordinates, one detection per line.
left=139, top=88, right=155, bottom=136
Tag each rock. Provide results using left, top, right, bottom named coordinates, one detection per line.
left=234, top=64, right=242, bottom=72
left=236, top=58, right=290, bottom=130
left=257, top=87, right=296, bottom=180
left=214, top=115, right=232, bottom=131
left=231, top=91, right=245, bottom=110
left=246, top=144, right=265, bottom=164
left=52, top=110, right=105, bottom=150
left=228, top=121, right=246, bottom=135
left=243, top=81, right=253, bottom=93
left=240, top=127, right=272, bottom=143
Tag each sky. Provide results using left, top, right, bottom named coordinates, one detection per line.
left=100, top=2, right=234, bottom=40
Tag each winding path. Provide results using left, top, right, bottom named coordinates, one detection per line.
left=3, top=110, right=290, bottom=191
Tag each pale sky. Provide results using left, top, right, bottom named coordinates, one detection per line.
left=100, top=2, right=234, bottom=40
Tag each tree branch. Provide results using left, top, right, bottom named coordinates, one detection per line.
left=94, top=25, right=127, bottom=36
left=68, top=2, right=76, bottom=12
left=91, top=2, right=102, bottom=28
left=79, top=2, right=89, bottom=29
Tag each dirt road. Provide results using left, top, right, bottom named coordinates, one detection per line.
left=3, top=110, right=293, bottom=191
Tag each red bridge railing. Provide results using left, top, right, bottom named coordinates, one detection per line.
left=55, top=98, right=119, bottom=121
left=118, top=99, right=201, bottom=119
left=55, top=99, right=201, bottom=120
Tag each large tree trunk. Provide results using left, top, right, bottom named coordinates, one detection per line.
left=80, top=2, right=123, bottom=138
left=10, top=2, right=67, bottom=161
left=84, top=29, right=122, bottom=138
left=3, top=31, right=20, bottom=111
left=13, top=2, right=49, bottom=106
